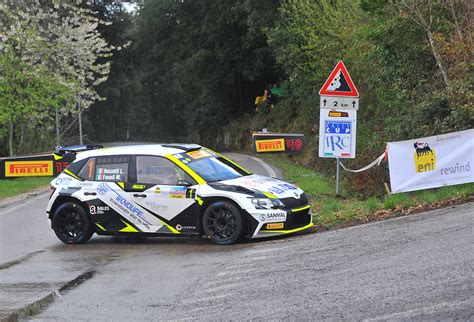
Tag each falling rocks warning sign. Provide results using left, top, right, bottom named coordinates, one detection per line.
left=319, top=61, right=359, bottom=97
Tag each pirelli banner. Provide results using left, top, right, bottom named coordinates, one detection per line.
left=387, top=129, right=473, bottom=193
left=0, top=154, right=70, bottom=179
left=252, top=132, right=305, bottom=154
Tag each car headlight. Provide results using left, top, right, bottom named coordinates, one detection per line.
left=251, top=198, right=284, bottom=209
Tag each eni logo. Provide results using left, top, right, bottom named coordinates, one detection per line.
left=414, top=142, right=436, bottom=173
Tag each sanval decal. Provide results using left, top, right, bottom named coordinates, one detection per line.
left=414, top=142, right=436, bottom=173
left=5, top=161, right=53, bottom=177
left=255, top=139, right=285, bottom=152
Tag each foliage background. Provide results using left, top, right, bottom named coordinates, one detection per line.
left=1, top=0, right=472, bottom=195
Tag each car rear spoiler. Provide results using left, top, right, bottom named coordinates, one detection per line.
left=53, top=144, right=103, bottom=160
left=162, top=144, right=202, bottom=152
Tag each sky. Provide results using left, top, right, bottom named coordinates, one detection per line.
left=122, top=1, right=138, bottom=13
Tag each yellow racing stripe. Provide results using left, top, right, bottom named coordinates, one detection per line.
left=119, top=220, right=139, bottom=233
left=260, top=222, right=314, bottom=234
left=95, top=223, right=106, bottom=231
left=262, top=192, right=277, bottom=199
left=291, top=205, right=311, bottom=213
left=63, top=169, right=81, bottom=180
left=164, top=154, right=206, bottom=185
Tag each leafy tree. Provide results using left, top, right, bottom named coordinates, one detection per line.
left=0, top=0, right=114, bottom=155
left=89, top=0, right=282, bottom=143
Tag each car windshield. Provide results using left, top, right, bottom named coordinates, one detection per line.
left=186, top=156, right=250, bottom=183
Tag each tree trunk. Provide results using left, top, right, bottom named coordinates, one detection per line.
left=9, top=119, right=14, bottom=157
left=449, top=0, right=463, bottom=42
left=427, top=30, right=449, bottom=87
left=238, top=79, right=243, bottom=112
left=19, top=122, right=24, bottom=150
left=56, top=108, right=60, bottom=146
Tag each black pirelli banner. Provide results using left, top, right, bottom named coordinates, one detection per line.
left=0, top=153, right=72, bottom=179
left=252, top=132, right=305, bottom=154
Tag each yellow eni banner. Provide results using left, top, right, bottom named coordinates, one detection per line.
left=414, top=145, right=436, bottom=173
left=5, top=160, right=53, bottom=177
left=255, top=138, right=285, bottom=152
left=387, top=129, right=473, bottom=193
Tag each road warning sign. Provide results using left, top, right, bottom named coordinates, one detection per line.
left=319, top=61, right=359, bottom=97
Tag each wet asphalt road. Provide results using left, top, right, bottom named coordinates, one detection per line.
left=0, top=153, right=473, bottom=320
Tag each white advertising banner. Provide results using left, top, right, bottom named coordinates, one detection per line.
left=388, top=129, right=473, bottom=193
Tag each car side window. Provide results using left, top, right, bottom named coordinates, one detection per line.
left=93, top=156, right=129, bottom=182
left=136, top=156, right=193, bottom=185
left=78, top=158, right=96, bottom=180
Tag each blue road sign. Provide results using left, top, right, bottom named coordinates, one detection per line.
left=325, top=121, right=351, bottom=134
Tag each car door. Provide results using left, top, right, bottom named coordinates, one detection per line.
left=130, top=155, right=200, bottom=234
left=78, top=155, right=163, bottom=233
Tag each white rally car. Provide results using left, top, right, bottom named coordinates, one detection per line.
left=47, top=144, right=313, bottom=245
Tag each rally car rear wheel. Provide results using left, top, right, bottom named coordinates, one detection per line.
left=52, top=202, right=94, bottom=244
left=203, top=201, right=243, bottom=245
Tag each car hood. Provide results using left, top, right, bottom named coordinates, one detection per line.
left=218, top=174, right=305, bottom=199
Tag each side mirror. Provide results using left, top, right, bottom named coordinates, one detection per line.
left=177, top=180, right=192, bottom=187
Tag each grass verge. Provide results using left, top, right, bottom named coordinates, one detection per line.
left=261, top=155, right=474, bottom=229
left=0, top=177, right=51, bottom=200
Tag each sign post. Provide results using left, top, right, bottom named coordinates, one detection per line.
left=318, top=61, right=359, bottom=195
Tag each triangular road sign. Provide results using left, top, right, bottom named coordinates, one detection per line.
left=319, top=61, right=359, bottom=97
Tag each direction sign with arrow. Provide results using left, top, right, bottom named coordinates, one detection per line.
left=320, top=96, right=359, bottom=110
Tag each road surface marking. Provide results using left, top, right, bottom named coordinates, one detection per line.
left=0, top=193, right=48, bottom=216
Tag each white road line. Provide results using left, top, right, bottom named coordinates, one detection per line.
left=216, top=267, right=260, bottom=277
left=0, top=193, right=48, bottom=215
left=249, top=156, right=277, bottom=178
left=204, top=282, right=241, bottom=294
left=182, top=293, right=234, bottom=306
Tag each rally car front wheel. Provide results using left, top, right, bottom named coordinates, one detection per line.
left=202, top=201, right=243, bottom=245
left=52, top=202, right=94, bottom=244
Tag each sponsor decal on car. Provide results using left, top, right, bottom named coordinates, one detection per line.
left=96, top=183, right=152, bottom=230
left=5, top=160, right=53, bottom=177
left=187, top=150, right=211, bottom=159
left=97, top=183, right=110, bottom=195
left=155, top=186, right=188, bottom=198
left=170, top=187, right=186, bottom=198
left=259, top=211, right=287, bottom=223
left=267, top=183, right=298, bottom=195
left=89, top=205, right=110, bottom=215
left=145, top=201, right=169, bottom=212
left=132, top=184, right=145, bottom=190
left=95, top=168, right=124, bottom=181
left=175, top=224, right=196, bottom=231
left=55, top=176, right=73, bottom=185
left=109, top=192, right=151, bottom=229
left=266, top=223, right=284, bottom=229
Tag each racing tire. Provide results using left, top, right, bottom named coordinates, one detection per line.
left=52, top=202, right=94, bottom=244
left=202, top=201, right=243, bottom=245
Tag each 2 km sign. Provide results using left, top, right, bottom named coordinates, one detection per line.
left=318, top=61, right=359, bottom=159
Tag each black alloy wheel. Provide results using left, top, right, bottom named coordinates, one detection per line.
left=52, top=202, right=94, bottom=244
left=202, top=201, right=243, bottom=245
